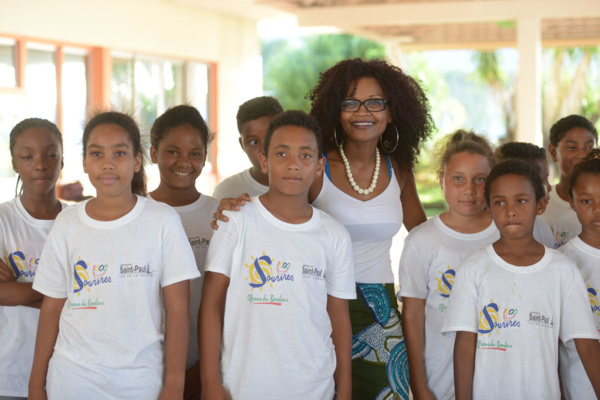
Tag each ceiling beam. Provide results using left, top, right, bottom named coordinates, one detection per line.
left=296, top=0, right=600, bottom=27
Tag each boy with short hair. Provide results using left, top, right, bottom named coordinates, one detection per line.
left=442, top=160, right=600, bottom=400
left=543, top=115, right=598, bottom=247
left=212, top=96, right=283, bottom=199
left=200, top=110, right=355, bottom=400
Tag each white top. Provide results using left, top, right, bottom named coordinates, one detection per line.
left=206, top=197, right=356, bottom=400
left=312, top=161, right=402, bottom=283
left=560, top=237, right=600, bottom=400
left=542, top=189, right=581, bottom=248
left=442, top=245, right=598, bottom=400
left=148, top=193, right=219, bottom=370
left=398, top=215, right=498, bottom=400
left=33, top=196, right=200, bottom=399
left=212, top=168, right=268, bottom=200
left=0, top=197, right=66, bottom=397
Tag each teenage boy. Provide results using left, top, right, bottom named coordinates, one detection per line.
left=543, top=115, right=598, bottom=247
left=442, top=160, right=600, bottom=400
left=199, top=110, right=355, bottom=400
left=212, top=96, right=283, bottom=199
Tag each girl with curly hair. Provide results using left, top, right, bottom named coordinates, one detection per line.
left=308, top=58, right=433, bottom=400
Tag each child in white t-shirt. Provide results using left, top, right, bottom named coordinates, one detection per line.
left=442, top=160, right=600, bottom=400
left=560, top=149, right=600, bottom=399
left=200, top=110, right=356, bottom=400
left=212, top=96, right=283, bottom=199
left=0, top=119, right=66, bottom=400
left=29, top=112, right=199, bottom=400
left=399, top=130, right=497, bottom=400
left=148, top=105, right=218, bottom=399
left=543, top=115, right=598, bottom=247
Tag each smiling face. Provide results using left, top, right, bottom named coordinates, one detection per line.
left=259, top=125, right=324, bottom=197
left=12, top=127, right=63, bottom=197
left=339, top=76, right=392, bottom=143
left=150, top=123, right=205, bottom=193
left=488, top=174, right=545, bottom=240
left=440, top=151, right=491, bottom=218
left=83, top=124, right=141, bottom=200
left=549, top=127, right=596, bottom=179
left=570, top=172, right=600, bottom=239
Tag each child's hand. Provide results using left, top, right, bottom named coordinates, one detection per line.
left=158, top=384, right=184, bottom=400
left=201, top=383, right=232, bottom=400
left=210, top=193, right=251, bottom=230
left=0, top=259, right=15, bottom=282
left=27, top=386, right=48, bottom=400
left=184, top=363, right=201, bottom=400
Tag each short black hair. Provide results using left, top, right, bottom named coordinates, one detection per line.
left=236, top=96, right=283, bottom=134
left=569, top=148, right=600, bottom=197
left=150, top=105, right=211, bottom=156
left=485, top=159, right=545, bottom=205
left=549, top=115, right=598, bottom=146
left=263, top=110, right=322, bottom=157
left=494, top=142, right=546, bottom=174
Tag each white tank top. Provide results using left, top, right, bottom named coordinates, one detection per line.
left=312, top=154, right=403, bottom=283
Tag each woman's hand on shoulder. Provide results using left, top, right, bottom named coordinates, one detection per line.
left=210, top=193, right=251, bottom=230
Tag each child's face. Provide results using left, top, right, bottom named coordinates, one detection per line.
left=439, top=151, right=491, bottom=218
left=488, top=174, right=546, bottom=240
left=239, top=116, right=272, bottom=172
left=83, top=124, right=141, bottom=199
left=534, top=158, right=551, bottom=202
left=549, top=127, right=596, bottom=179
left=150, top=124, right=206, bottom=192
left=569, top=172, right=600, bottom=237
left=259, top=125, right=324, bottom=197
left=12, top=127, right=63, bottom=196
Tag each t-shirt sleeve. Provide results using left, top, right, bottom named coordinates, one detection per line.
left=325, top=225, right=356, bottom=300
left=441, top=256, right=479, bottom=334
left=32, top=225, right=70, bottom=299
left=560, top=261, right=600, bottom=343
left=204, top=211, right=239, bottom=278
left=398, top=235, right=429, bottom=300
left=160, top=213, right=202, bottom=287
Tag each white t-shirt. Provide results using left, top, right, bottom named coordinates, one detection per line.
left=0, top=197, right=66, bottom=397
left=560, top=237, right=600, bottom=400
left=542, top=190, right=581, bottom=248
left=212, top=168, right=268, bottom=200
left=398, top=215, right=498, bottom=400
left=442, top=245, right=598, bottom=400
left=148, top=193, right=218, bottom=370
left=33, top=196, right=199, bottom=400
left=205, top=197, right=356, bottom=400
left=534, top=215, right=556, bottom=248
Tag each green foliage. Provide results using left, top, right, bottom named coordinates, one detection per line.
left=262, top=34, right=385, bottom=112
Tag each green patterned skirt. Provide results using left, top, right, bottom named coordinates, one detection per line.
left=350, top=283, right=409, bottom=400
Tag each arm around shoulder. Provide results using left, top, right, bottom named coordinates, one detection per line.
left=327, top=295, right=352, bottom=400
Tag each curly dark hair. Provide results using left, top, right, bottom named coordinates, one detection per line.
left=83, top=111, right=147, bottom=197
left=434, top=129, right=494, bottom=175
left=264, top=110, right=322, bottom=157
left=549, top=114, right=598, bottom=146
left=150, top=105, right=211, bottom=157
left=10, top=118, right=63, bottom=197
left=236, top=96, right=284, bottom=134
left=485, top=160, right=545, bottom=205
left=569, top=148, right=600, bottom=197
left=307, top=58, right=434, bottom=170
left=494, top=142, right=546, bottom=174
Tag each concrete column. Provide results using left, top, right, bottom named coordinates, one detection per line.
left=516, top=16, right=542, bottom=145
left=384, top=39, right=406, bottom=70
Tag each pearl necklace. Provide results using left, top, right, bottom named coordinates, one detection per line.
left=339, top=146, right=380, bottom=195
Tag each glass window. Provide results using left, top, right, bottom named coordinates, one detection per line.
left=0, top=38, right=17, bottom=87
left=25, top=45, right=57, bottom=122
left=111, top=57, right=134, bottom=114
left=61, top=50, right=89, bottom=183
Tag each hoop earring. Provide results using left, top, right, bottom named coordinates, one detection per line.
left=380, top=123, right=399, bottom=153
left=334, top=127, right=345, bottom=149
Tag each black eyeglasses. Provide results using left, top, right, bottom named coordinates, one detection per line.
left=341, top=99, right=388, bottom=112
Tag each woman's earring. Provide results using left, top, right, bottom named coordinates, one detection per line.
left=334, top=127, right=345, bottom=149
left=380, top=123, right=399, bottom=153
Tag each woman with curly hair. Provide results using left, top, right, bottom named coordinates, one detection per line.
left=308, top=58, right=433, bottom=399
